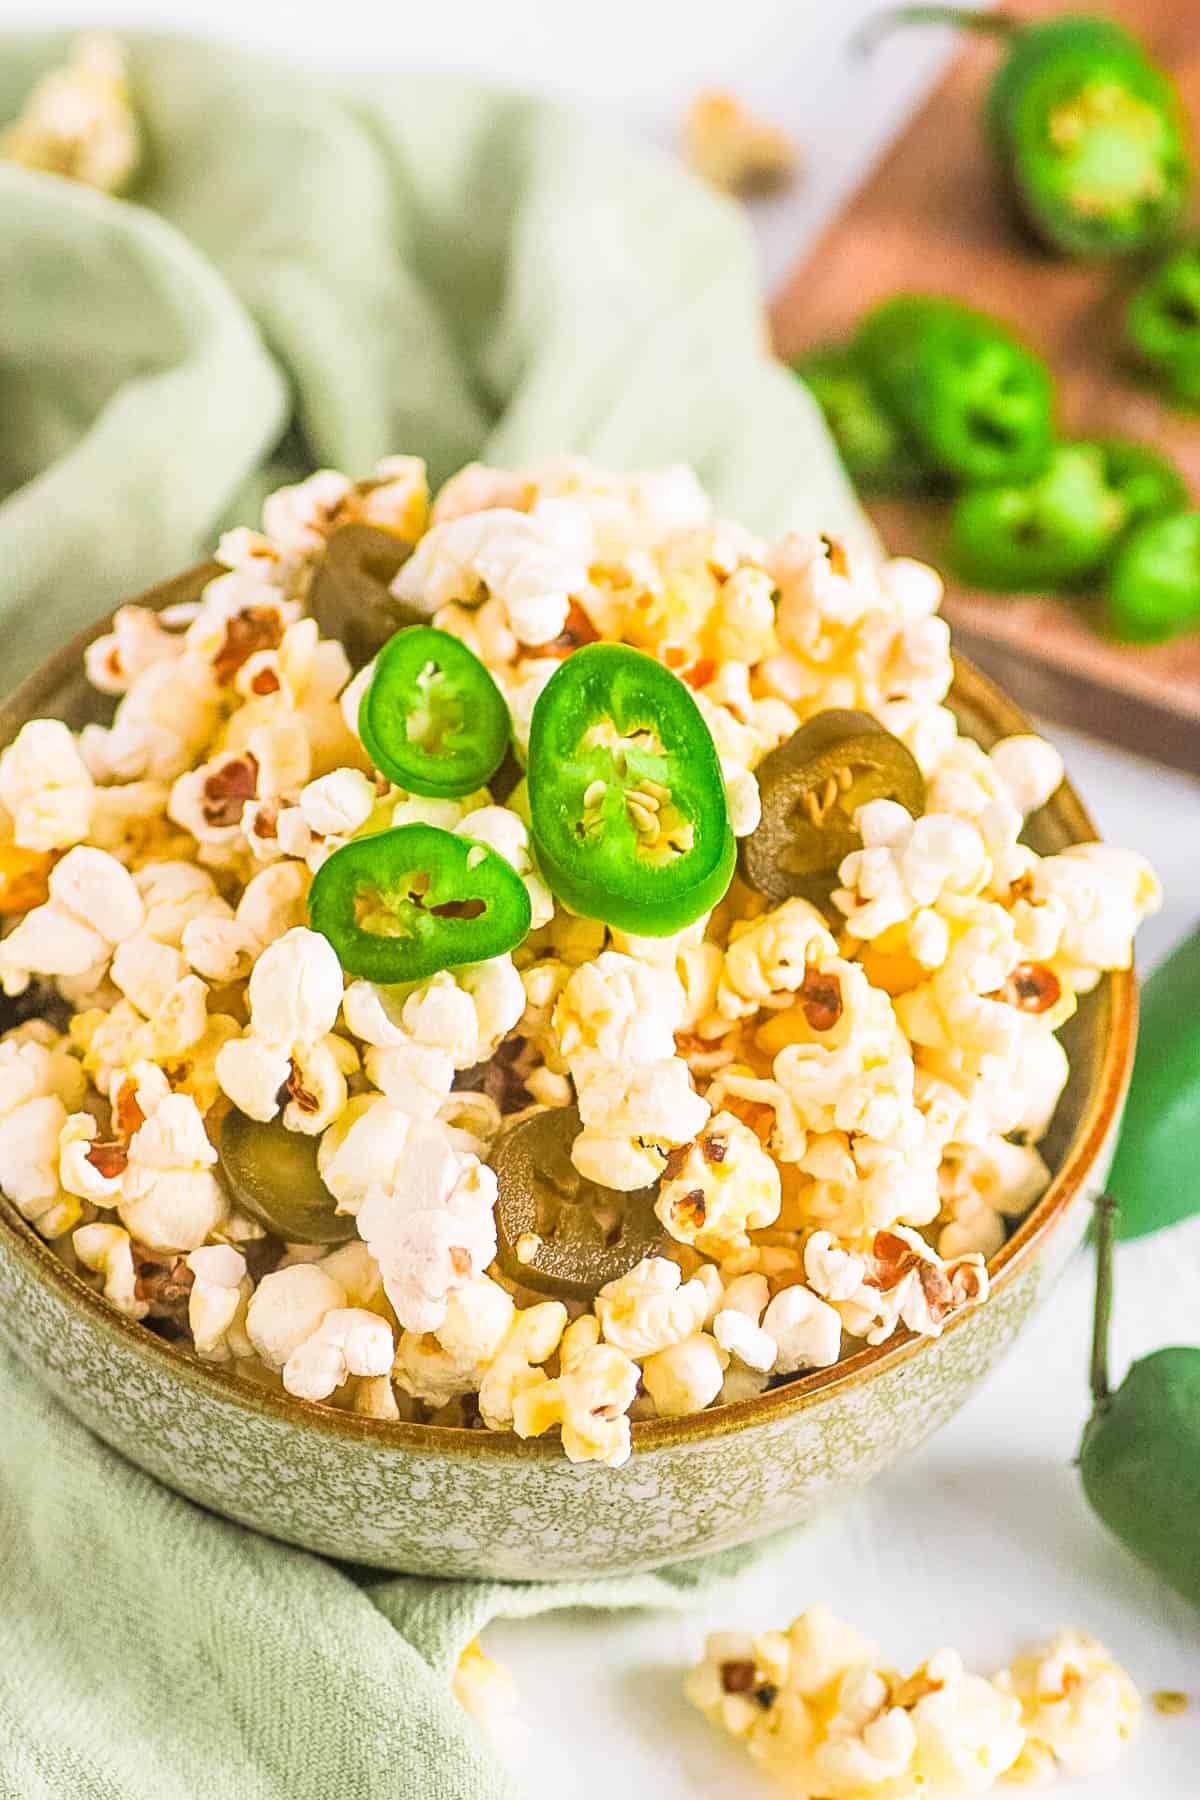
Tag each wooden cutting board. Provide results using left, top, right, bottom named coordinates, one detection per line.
left=770, top=0, right=1200, bottom=774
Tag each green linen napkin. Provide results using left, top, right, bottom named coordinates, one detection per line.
left=0, top=30, right=866, bottom=1798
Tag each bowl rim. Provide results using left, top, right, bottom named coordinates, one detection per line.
left=0, top=586, right=1138, bottom=1461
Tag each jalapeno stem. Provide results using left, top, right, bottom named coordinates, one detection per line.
left=854, top=6, right=1022, bottom=57
left=1090, top=1192, right=1119, bottom=1413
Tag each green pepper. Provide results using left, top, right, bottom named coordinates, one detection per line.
left=856, top=296, right=1054, bottom=485
left=1078, top=1195, right=1200, bottom=1610
left=359, top=626, right=511, bottom=799
left=949, top=443, right=1124, bottom=591
left=1105, top=926, right=1200, bottom=1241
left=1089, top=438, right=1189, bottom=545
left=527, top=643, right=735, bottom=936
left=492, top=1105, right=664, bottom=1300
left=308, top=822, right=531, bottom=983
left=791, top=345, right=927, bottom=494
left=308, top=523, right=419, bottom=669
left=863, top=11, right=1190, bottom=258
left=1127, top=239, right=1200, bottom=400
left=740, top=709, right=926, bottom=907
left=1107, top=511, right=1200, bottom=643
left=218, top=1112, right=354, bottom=1245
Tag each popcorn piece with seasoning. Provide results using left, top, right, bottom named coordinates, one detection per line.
left=0, top=719, right=95, bottom=852
left=476, top=1300, right=569, bottom=1431
left=996, top=1631, right=1141, bottom=1779
left=73, top=1223, right=148, bottom=1320
left=393, top=500, right=593, bottom=647
left=656, top=1113, right=781, bottom=1255
left=355, top=1120, right=498, bottom=1333
left=511, top=1314, right=639, bottom=1466
left=595, top=1256, right=710, bottom=1357
left=0, top=845, right=143, bottom=997
left=185, top=1244, right=254, bottom=1362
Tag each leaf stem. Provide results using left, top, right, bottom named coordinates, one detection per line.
left=1090, top=1192, right=1118, bottom=1411
left=853, top=6, right=1023, bottom=57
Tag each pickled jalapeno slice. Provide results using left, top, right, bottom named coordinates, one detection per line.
left=493, top=1105, right=664, bottom=1300
left=308, top=522, right=419, bottom=669
left=740, top=709, right=926, bottom=904
left=219, top=1111, right=355, bottom=1245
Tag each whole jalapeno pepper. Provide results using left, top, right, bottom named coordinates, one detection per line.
left=1107, top=510, right=1200, bottom=644
left=1126, top=239, right=1200, bottom=402
left=949, top=442, right=1124, bottom=591
left=307, top=523, right=419, bottom=669
left=740, top=708, right=926, bottom=907
left=492, top=1105, right=664, bottom=1300
left=856, top=295, right=1054, bottom=485
left=1079, top=1196, right=1200, bottom=1610
left=218, top=1112, right=355, bottom=1245
left=359, top=625, right=512, bottom=799
left=791, top=345, right=928, bottom=494
left=307, top=822, right=531, bottom=983
left=527, top=643, right=735, bottom=936
left=862, top=10, right=1190, bottom=258
left=1105, top=926, right=1200, bottom=1241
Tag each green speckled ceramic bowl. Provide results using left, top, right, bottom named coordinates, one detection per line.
left=0, top=574, right=1136, bottom=1579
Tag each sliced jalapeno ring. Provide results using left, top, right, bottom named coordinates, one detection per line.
left=492, top=1105, right=664, bottom=1300
left=1107, top=510, right=1200, bottom=644
left=219, top=1111, right=354, bottom=1245
left=949, top=443, right=1125, bottom=591
left=308, top=523, right=419, bottom=670
left=308, top=822, right=532, bottom=983
left=740, top=709, right=926, bottom=906
left=857, top=295, right=1054, bottom=486
left=360, top=625, right=511, bottom=799
left=527, top=643, right=735, bottom=936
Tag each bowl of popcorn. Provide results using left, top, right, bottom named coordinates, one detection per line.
left=0, top=456, right=1154, bottom=1578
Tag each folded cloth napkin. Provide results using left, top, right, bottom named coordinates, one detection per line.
left=0, top=31, right=865, bottom=1798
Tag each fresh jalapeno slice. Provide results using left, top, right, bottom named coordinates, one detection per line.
left=359, top=625, right=511, bottom=799
left=1107, top=511, right=1200, bottom=644
left=950, top=443, right=1125, bottom=591
left=856, top=295, right=1053, bottom=485
left=791, top=345, right=928, bottom=495
left=219, top=1111, right=354, bottom=1245
left=527, top=643, right=735, bottom=936
left=308, top=523, right=419, bottom=669
left=1127, top=239, right=1200, bottom=392
left=1090, top=439, right=1189, bottom=545
left=492, top=1105, right=664, bottom=1300
left=741, top=709, right=926, bottom=906
left=865, top=12, right=1190, bottom=259
left=308, top=822, right=531, bottom=983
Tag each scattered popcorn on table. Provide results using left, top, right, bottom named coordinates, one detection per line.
left=683, top=90, right=798, bottom=197
left=0, top=454, right=1158, bottom=1460
left=452, top=1637, right=529, bottom=1766
left=686, top=1606, right=1139, bottom=1796
left=0, top=35, right=141, bottom=194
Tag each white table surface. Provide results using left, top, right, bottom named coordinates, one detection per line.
left=12, top=2, right=1200, bottom=1792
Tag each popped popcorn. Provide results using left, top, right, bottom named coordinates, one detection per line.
left=512, top=1314, right=639, bottom=1466
left=0, top=453, right=1157, bottom=1459
left=686, top=1606, right=1139, bottom=1796
left=0, top=34, right=140, bottom=193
